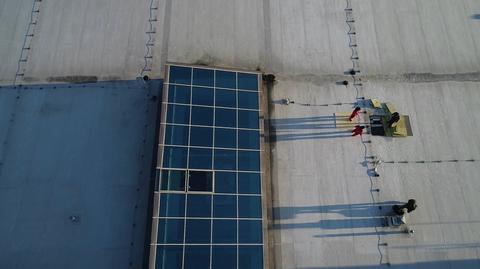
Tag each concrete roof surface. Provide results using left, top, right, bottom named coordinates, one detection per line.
left=268, top=78, right=480, bottom=268
left=1, top=0, right=480, bottom=268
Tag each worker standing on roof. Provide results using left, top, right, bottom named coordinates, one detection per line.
left=349, top=107, right=361, bottom=121
left=387, top=112, right=400, bottom=128
left=393, top=199, right=417, bottom=215
left=351, top=125, right=365, bottom=136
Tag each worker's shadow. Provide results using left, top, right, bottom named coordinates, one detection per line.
left=271, top=202, right=401, bottom=232
left=273, top=201, right=399, bottom=220
left=270, top=131, right=353, bottom=141
left=269, top=116, right=357, bottom=141
left=270, top=116, right=337, bottom=124
left=272, top=217, right=385, bottom=230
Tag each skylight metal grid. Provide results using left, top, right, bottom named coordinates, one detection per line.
left=149, top=64, right=264, bottom=269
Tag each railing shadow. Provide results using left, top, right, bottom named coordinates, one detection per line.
left=269, top=115, right=362, bottom=141
left=273, top=201, right=399, bottom=220
left=271, top=116, right=337, bottom=124
left=271, top=131, right=353, bottom=141
left=272, top=217, right=385, bottom=230
left=271, top=202, right=400, bottom=232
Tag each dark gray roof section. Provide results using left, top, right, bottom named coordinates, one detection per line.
left=0, top=80, right=161, bottom=269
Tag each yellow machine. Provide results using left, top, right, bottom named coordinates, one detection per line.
left=333, top=99, right=412, bottom=137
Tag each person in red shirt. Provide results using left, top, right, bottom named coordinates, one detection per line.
left=351, top=125, right=365, bottom=136
left=349, top=107, right=361, bottom=121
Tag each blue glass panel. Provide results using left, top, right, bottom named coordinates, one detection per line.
left=159, top=194, right=185, bottom=217
left=160, top=170, right=186, bottom=191
left=186, top=194, right=211, bottom=217
left=238, top=130, right=260, bottom=149
left=192, top=87, right=214, bottom=106
left=238, top=196, right=262, bottom=218
left=238, top=220, right=262, bottom=243
left=193, top=68, right=214, bottom=87
left=185, top=219, right=211, bottom=243
left=168, top=84, right=190, bottom=104
left=238, top=110, right=259, bottom=129
left=214, top=172, right=236, bottom=193
left=166, top=104, right=190, bottom=124
left=237, top=73, right=258, bottom=91
left=238, top=173, right=261, bottom=194
left=188, top=171, right=213, bottom=192
left=156, top=246, right=183, bottom=269
left=213, top=195, right=236, bottom=218
left=188, top=148, right=212, bottom=169
left=190, top=127, right=213, bottom=147
left=184, top=246, right=210, bottom=269
left=214, top=149, right=236, bottom=170
left=238, top=91, right=259, bottom=109
left=212, top=246, right=237, bottom=269
left=239, top=245, right=263, bottom=269
left=163, top=146, right=188, bottom=168
left=191, top=106, right=213, bottom=126
left=215, top=70, right=236, bottom=89
left=215, top=89, right=236, bottom=108
left=212, top=219, right=237, bottom=243
left=215, top=108, right=236, bottom=128
left=214, top=128, right=236, bottom=148
left=238, top=150, right=260, bottom=171
left=164, top=125, right=189, bottom=146
left=169, top=66, right=191, bottom=85
left=157, top=219, right=184, bottom=243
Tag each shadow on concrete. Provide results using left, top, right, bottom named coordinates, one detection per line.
left=271, top=131, right=353, bottom=141
left=273, top=201, right=399, bottom=220
left=274, top=123, right=337, bottom=130
left=296, top=259, right=480, bottom=269
left=344, top=69, right=358, bottom=76
left=271, top=99, right=287, bottom=105
left=336, top=80, right=349, bottom=86
left=271, top=116, right=337, bottom=124
left=269, top=116, right=362, bottom=141
left=314, top=230, right=405, bottom=238
left=272, top=217, right=385, bottom=230
left=272, top=118, right=369, bottom=131
left=271, top=202, right=401, bottom=230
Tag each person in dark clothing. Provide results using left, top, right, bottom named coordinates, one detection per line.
left=393, top=199, right=417, bottom=215
left=387, top=112, right=400, bottom=128
left=405, top=199, right=417, bottom=212
left=349, top=107, right=361, bottom=121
